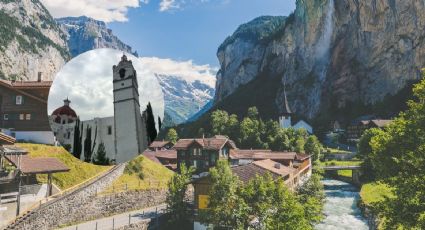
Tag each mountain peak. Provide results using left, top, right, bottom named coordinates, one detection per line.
left=56, top=16, right=137, bottom=57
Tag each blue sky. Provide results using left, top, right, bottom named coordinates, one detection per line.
left=43, top=0, right=296, bottom=68
left=108, top=0, right=296, bottom=66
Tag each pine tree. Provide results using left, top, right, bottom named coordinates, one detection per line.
left=145, top=102, right=157, bottom=143
left=72, top=117, right=81, bottom=159
left=83, top=126, right=92, bottom=162
left=92, top=142, right=110, bottom=165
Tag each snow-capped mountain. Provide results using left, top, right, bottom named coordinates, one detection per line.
left=155, top=73, right=215, bottom=125
left=56, top=16, right=137, bottom=57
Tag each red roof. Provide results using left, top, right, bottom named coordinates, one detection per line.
left=52, top=105, right=77, bottom=118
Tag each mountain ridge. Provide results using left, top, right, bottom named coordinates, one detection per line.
left=213, top=0, right=425, bottom=131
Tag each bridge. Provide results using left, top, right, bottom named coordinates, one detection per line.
left=317, top=165, right=362, bottom=185
left=321, top=165, right=361, bottom=171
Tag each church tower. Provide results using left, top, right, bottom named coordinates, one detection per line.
left=279, top=86, right=292, bottom=129
left=112, top=54, right=147, bottom=163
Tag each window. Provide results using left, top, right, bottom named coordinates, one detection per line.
left=15, top=95, right=23, bottom=105
left=67, top=132, right=71, bottom=139
left=107, top=126, right=112, bottom=135
left=193, top=160, right=198, bottom=168
left=3, top=114, right=8, bottom=120
left=25, top=114, right=31, bottom=120
left=119, top=68, right=126, bottom=78
left=19, top=114, right=24, bottom=120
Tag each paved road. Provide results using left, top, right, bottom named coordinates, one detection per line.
left=60, top=204, right=166, bottom=230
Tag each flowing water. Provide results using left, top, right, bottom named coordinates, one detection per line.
left=315, top=179, right=369, bottom=230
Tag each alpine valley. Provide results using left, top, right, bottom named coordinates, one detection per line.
left=182, top=0, right=425, bottom=135
left=0, top=0, right=215, bottom=126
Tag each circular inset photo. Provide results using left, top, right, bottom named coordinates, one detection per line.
left=48, top=48, right=164, bottom=164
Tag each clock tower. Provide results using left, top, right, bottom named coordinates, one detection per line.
left=112, top=54, right=147, bottom=162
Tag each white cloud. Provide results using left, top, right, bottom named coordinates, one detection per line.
left=140, top=57, right=217, bottom=88
left=159, top=0, right=180, bottom=12
left=48, top=48, right=165, bottom=123
left=158, top=0, right=229, bottom=12
left=40, top=0, right=146, bottom=22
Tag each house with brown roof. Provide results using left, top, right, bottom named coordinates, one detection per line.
left=192, top=159, right=306, bottom=229
left=0, top=132, right=69, bottom=198
left=142, top=149, right=178, bottom=170
left=347, top=118, right=393, bottom=141
left=175, top=135, right=237, bottom=173
left=148, top=140, right=173, bottom=151
left=0, top=75, right=55, bottom=144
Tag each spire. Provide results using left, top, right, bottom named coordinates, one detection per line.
left=64, top=97, right=71, bottom=106
left=282, top=82, right=292, bottom=115
left=121, top=53, right=127, bottom=62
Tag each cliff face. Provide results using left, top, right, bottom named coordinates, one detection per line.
left=0, top=0, right=69, bottom=80
left=57, top=16, right=137, bottom=57
left=215, top=0, right=425, bottom=125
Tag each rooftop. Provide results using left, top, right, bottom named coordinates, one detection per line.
left=229, top=149, right=298, bottom=160
left=0, top=79, right=52, bottom=89
left=5, top=155, right=70, bottom=174
left=149, top=141, right=172, bottom=148
left=231, top=159, right=294, bottom=183
left=174, top=135, right=236, bottom=150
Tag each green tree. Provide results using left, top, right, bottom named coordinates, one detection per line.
left=199, top=160, right=248, bottom=229
left=240, top=173, right=311, bottom=230
left=366, top=77, right=425, bottom=228
left=83, top=125, right=92, bottom=162
left=166, top=128, right=179, bottom=144
left=304, top=136, right=322, bottom=162
left=297, top=174, right=325, bottom=225
left=211, top=110, right=230, bottom=135
left=166, top=163, right=194, bottom=228
left=92, top=142, right=110, bottom=165
left=145, top=102, right=157, bottom=144
left=295, top=136, right=305, bottom=153
left=357, top=128, right=384, bottom=181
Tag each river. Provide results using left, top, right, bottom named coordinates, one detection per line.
left=315, top=179, right=369, bottom=230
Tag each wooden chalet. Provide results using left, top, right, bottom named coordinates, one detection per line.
left=174, top=135, right=237, bottom=173
left=0, top=75, right=53, bottom=144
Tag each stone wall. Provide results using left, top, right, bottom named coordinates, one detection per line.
left=63, top=189, right=167, bottom=226
left=6, top=163, right=126, bottom=230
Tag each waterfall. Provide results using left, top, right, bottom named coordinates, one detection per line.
left=315, top=0, right=335, bottom=81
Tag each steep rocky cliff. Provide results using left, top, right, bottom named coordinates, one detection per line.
left=215, top=0, right=425, bottom=129
left=57, top=16, right=137, bottom=57
left=0, top=0, right=69, bottom=80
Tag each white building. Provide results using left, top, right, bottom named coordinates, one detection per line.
left=50, top=55, right=148, bottom=163
left=278, top=87, right=313, bottom=134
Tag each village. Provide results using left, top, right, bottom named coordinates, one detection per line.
left=0, top=61, right=397, bottom=229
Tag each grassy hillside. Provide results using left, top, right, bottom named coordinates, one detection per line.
left=103, top=155, right=174, bottom=193
left=360, top=182, right=395, bottom=206
left=17, top=143, right=111, bottom=190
